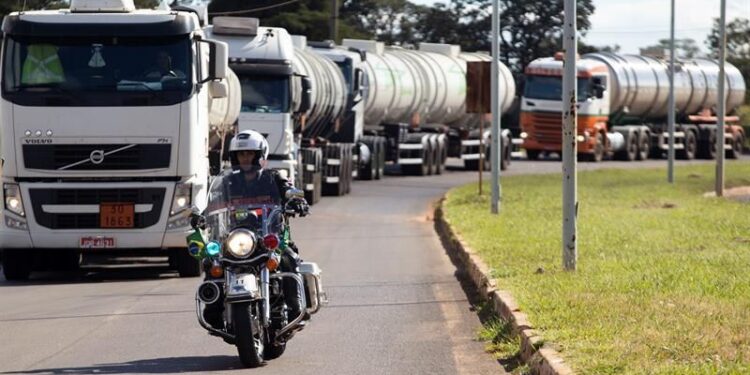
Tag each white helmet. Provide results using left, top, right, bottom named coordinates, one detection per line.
left=229, top=130, right=269, bottom=171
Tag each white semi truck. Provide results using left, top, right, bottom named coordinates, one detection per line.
left=0, top=0, right=236, bottom=279
left=521, top=53, right=746, bottom=161
left=206, top=17, right=517, bottom=203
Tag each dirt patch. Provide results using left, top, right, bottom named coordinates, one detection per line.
left=703, top=186, right=750, bottom=203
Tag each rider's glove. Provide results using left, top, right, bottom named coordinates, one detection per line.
left=289, top=198, right=310, bottom=217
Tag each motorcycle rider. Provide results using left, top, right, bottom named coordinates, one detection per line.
left=204, top=130, right=309, bottom=328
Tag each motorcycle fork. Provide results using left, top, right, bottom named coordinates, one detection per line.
left=261, top=266, right=271, bottom=327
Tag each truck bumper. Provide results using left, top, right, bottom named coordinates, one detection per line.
left=2, top=180, right=198, bottom=250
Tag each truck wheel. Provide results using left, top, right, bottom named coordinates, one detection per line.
left=501, top=141, right=511, bottom=171
left=526, top=150, right=540, bottom=160
left=376, top=138, right=386, bottom=179
left=2, top=249, right=32, bottom=281
left=727, top=135, right=743, bottom=159
left=678, top=131, right=697, bottom=160
left=581, top=133, right=605, bottom=162
left=616, top=133, right=638, bottom=161
left=637, top=132, right=651, bottom=160
left=171, top=248, right=201, bottom=277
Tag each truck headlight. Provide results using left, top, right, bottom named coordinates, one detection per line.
left=226, top=229, right=256, bottom=258
left=520, top=132, right=528, bottom=139
left=170, top=183, right=192, bottom=216
left=4, top=183, right=25, bottom=217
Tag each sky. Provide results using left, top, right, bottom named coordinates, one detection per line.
left=411, top=0, right=750, bottom=54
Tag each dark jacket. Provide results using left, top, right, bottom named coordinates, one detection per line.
left=225, top=168, right=294, bottom=206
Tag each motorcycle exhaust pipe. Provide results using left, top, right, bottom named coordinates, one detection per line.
left=197, top=281, right=221, bottom=305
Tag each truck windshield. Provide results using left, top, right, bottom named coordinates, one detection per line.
left=239, top=76, right=290, bottom=113
left=1, top=34, right=193, bottom=106
left=524, top=75, right=590, bottom=102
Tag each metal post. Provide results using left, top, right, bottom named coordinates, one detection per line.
left=667, top=0, right=676, bottom=183
left=479, top=116, right=484, bottom=196
left=716, top=0, right=726, bottom=197
left=330, top=0, right=339, bottom=42
left=491, top=0, right=501, bottom=214
left=562, top=0, right=577, bottom=271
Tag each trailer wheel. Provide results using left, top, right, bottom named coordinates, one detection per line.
left=2, top=249, right=32, bottom=281
left=678, top=131, right=697, bottom=160
left=727, top=135, right=743, bottom=159
left=637, top=131, right=651, bottom=160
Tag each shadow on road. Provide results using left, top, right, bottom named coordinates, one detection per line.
left=2, top=356, right=245, bottom=374
left=0, top=264, right=183, bottom=287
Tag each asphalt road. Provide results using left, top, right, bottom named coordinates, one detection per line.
left=0, top=158, right=718, bottom=374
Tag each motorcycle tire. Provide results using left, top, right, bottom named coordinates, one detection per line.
left=232, top=302, right=266, bottom=368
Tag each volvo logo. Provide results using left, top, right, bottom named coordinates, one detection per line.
left=90, top=150, right=105, bottom=164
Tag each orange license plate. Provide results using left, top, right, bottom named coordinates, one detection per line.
left=100, top=203, right=135, bottom=228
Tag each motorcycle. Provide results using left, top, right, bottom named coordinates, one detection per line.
left=186, top=172, right=326, bottom=367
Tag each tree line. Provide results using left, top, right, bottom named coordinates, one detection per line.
left=1, top=0, right=749, bottom=91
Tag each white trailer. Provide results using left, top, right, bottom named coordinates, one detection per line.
left=0, top=0, right=234, bottom=279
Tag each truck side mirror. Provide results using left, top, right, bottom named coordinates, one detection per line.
left=199, top=39, right=228, bottom=83
left=593, top=84, right=605, bottom=99
left=352, top=68, right=364, bottom=104
left=299, top=76, right=312, bottom=113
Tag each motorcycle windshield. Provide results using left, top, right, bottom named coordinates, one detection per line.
left=204, top=170, right=285, bottom=242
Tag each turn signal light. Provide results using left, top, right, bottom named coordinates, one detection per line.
left=210, top=264, right=224, bottom=278
left=266, top=256, right=279, bottom=271
left=263, top=234, right=280, bottom=250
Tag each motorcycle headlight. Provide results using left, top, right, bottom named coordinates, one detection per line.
left=226, top=229, right=256, bottom=258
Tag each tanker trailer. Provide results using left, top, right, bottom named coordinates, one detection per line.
left=341, top=39, right=516, bottom=173
left=521, top=52, right=746, bottom=161
left=205, top=17, right=358, bottom=202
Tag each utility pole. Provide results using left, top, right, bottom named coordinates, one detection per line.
left=667, top=0, right=676, bottom=184
left=716, top=0, right=727, bottom=197
left=490, top=0, right=501, bottom=214
left=562, top=0, right=577, bottom=271
left=329, top=0, right=339, bottom=43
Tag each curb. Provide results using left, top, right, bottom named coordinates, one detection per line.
left=434, top=199, right=574, bottom=375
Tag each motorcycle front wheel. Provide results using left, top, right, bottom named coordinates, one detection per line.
left=232, top=302, right=265, bottom=368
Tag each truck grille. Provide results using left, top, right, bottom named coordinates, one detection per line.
left=29, top=188, right=165, bottom=229
left=23, top=144, right=171, bottom=170
left=528, top=112, right=562, bottom=144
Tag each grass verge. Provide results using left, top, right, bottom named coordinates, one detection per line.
left=445, top=161, right=750, bottom=374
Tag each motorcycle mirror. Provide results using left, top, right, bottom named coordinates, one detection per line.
left=285, top=188, right=305, bottom=200
left=190, top=212, right=206, bottom=230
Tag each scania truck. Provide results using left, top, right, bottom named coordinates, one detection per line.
left=0, top=0, right=233, bottom=279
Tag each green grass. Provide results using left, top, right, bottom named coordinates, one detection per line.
left=444, top=161, right=750, bottom=374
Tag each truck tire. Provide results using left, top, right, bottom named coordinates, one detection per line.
left=403, top=141, right=431, bottom=176
left=678, top=131, right=697, bottom=160
left=359, top=137, right=376, bottom=181
left=323, top=144, right=346, bottom=196
left=581, top=133, right=605, bottom=162
left=526, top=150, right=541, bottom=160
left=376, top=137, right=386, bottom=179
left=171, top=248, right=201, bottom=277
left=727, top=135, right=743, bottom=159
left=2, top=249, right=32, bottom=281
left=615, top=133, right=638, bottom=161
left=637, top=131, right=651, bottom=160
left=501, top=139, right=511, bottom=170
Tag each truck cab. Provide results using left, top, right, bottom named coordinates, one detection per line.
left=520, top=55, right=611, bottom=161
left=0, top=0, right=229, bottom=279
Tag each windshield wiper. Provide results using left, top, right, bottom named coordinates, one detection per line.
left=13, top=83, right=78, bottom=102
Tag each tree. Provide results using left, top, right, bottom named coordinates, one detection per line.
left=639, top=38, right=699, bottom=59
left=706, top=17, right=750, bottom=103
left=341, top=0, right=424, bottom=44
